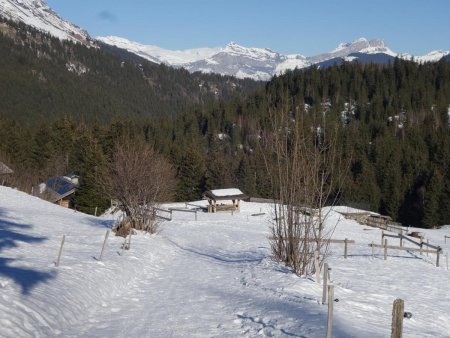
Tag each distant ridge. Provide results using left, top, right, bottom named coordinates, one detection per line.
left=98, top=36, right=450, bottom=80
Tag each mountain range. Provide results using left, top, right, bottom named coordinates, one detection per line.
left=1, top=0, right=449, bottom=81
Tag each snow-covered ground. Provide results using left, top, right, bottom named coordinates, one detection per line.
left=1, top=186, right=449, bottom=337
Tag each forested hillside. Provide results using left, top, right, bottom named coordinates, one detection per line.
left=265, top=62, right=450, bottom=228
left=0, top=18, right=449, bottom=228
left=0, top=18, right=260, bottom=124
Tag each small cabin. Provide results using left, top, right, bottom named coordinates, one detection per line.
left=339, top=211, right=371, bottom=225
left=203, top=188, right=247, bottom=213
left=366, top=214, right=392, bottom=229
left=38, top=175, right=79, bottom=208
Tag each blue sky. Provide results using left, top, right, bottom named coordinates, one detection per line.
left=47, top=0, right=450, bottom=56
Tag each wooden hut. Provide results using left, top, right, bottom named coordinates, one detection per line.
left=339, top=211, right=371, bottom=225
left=39, top=175, right=79, bottom=208
left=366, top=214, right=392, bottom=229
left=203, top=188, right=247, bottom=213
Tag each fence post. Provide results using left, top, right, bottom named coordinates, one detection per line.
left=372, top=241, right=375, bottom=258
left=326, top=285, right=334, bottom=338
left=120, top=228, right=132, bottom=255
left=381, top=231, right=384, bottom=245
left=55, top=235, right=66, bottom=267
left=391, top=298, right=404, bottom=338
left=384, top=239, right=388, bottom=260
left=98, top=230, right=110, bottom=261
left=314, top=250, right=321, bottom=283
left=195, top=211, right=198, bottom=221
left=344, top=238, right=348, bottom=259
left=420, top=238, right=423, bottom=255
left=436, top=247, right=441, bottom=267
left=127, top=227, right=132, bottom=249
left=426, top=240, right=429, bottom=257
left=170, top=210, right=173, bottom=221
left=322, top=263, right=329, bottom=305
left=400, top=234, right=403, bottom=248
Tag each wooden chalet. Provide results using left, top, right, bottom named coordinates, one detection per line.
left=39, top=175, right=79, bottom=208
left=203, top=188, right=247, bottom=213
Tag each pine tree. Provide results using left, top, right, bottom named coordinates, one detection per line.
left=175, top=148, right=206, bottom=201
left=423, top=169, right=444, bottom=228
left=71, top=130, right=109, bottom=215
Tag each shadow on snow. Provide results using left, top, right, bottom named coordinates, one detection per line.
left=0, top=209, right=55, bottom=295
left=165, top=237, right=265, bottom=265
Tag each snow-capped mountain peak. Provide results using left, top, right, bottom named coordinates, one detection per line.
left=332, top=37, right=369, bottom=53
left=416, top=50, right=450, bottom=63
left=98, top=35, right=449, bottom=81
left=223, top=42, right=279, bottom=60
left=97, top=35, right=221, bottom=65
left=309, top=38, right=393, bottom=63
left=0, top=0, right=91, bottom=45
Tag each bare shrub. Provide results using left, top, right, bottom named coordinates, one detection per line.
left=263, top=103, right=348, bottom=276
left=100, top=138, right=176, bottom=234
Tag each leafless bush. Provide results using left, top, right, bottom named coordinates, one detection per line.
left=263, top=103, right=348, bottom=276
left=100, top=138, right=176, bottom=234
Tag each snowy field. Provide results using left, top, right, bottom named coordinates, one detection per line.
left=1, top=186, right=449, bottom=337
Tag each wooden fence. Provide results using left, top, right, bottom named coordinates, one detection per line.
left=268, top=237, right=355, bottom=259
left=369, top=240, right=442, bottom=267
left=168, top=207, right=198, bottom=221
left=154, top=207, right=172, bottom=221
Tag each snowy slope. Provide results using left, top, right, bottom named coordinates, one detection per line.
left=1, top=185, right=450, bottom=337
left=0, top=0, right=91, bottom=45
left=416, top=50, right=450, bottom=63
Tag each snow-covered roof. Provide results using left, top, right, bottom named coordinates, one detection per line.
left=0, top=161, right=13, bottom=175
left=41, top=176, right=78, bottom=202
left=211, top=188, right=243, bottom=197
left=203, top=188, right=247, bottom=201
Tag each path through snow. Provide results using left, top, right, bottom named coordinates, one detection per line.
left=1, top=187, right=449, bottom=337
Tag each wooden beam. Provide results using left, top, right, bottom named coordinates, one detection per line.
left=369, top=243, right=438, bottom=254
